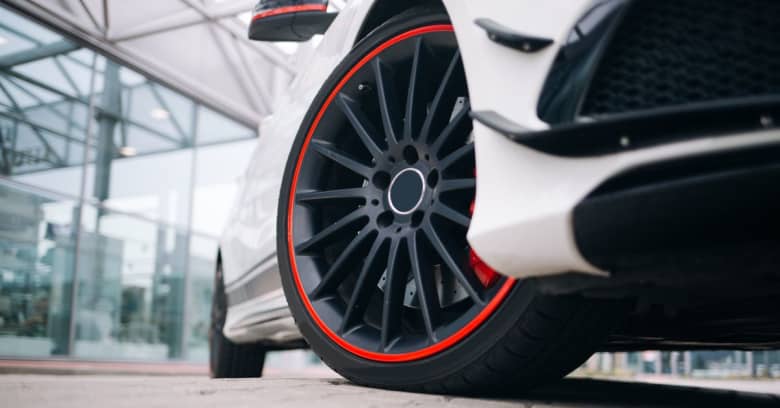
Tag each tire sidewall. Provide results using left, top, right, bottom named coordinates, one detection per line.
left=276, top=9, right=541, bottom=388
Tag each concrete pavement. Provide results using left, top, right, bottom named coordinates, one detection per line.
left=1, top=375, right=779, bottom=408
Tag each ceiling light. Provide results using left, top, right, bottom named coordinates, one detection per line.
left=150, top=108, right=170, bottom=120
left=118, top=146, right=137, bottom=157
left=0, top=36, right=8, bottom=46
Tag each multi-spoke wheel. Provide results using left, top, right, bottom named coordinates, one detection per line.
left=278, top=7, right=619, bottom=393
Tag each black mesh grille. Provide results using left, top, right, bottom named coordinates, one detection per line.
left=581, top=0, right=780, bottom=116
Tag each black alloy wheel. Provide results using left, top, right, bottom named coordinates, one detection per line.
left=283, top=16, right=514, bottom=360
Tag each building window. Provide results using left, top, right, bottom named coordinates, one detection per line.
left=0, top=5, right=255, bottom=362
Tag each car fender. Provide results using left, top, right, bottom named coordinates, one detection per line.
left=219, top=0, right=378, bottom=287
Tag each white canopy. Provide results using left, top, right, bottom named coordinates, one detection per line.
left=4, top=0, right=346, bottom=127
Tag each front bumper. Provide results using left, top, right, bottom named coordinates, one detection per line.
left=467, top=102, right=780, bottom=279
left=451, top=0, right=780, bottom=280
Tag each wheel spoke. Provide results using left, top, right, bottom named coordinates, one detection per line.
left=309, top=225, right=374, bottom=300
left=310, top=139, right=373, bottom=179
left=295, top=208, right=366, bottom=255
left=422, top=221, right=484, bottom=305
left=431, top=100, right=472, bottom=156
left=420, top=51, right=462, bottom=143
left=438, top=142, right=473, bottom=170
left=340, top=236, right=388, bottom=334
left=380, top=238, right=406, bottom=350
left=409, top=232, right=440, bottom=343
left=404, top=38, right=427, bottom=142
left=438, top=178, right=476, bottom=193
left=432, top=202, right=470, bottom=228
left=336, top=93, right=384, bottom=160
left=296, top=187, right=366, bottom=204
left=372, top=58, right=402, bottom=146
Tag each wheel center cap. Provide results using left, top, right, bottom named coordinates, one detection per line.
left=388, top=168, right=425, bottom=215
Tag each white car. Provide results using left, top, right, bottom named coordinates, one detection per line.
left=211, top=0, right=780, bottom=393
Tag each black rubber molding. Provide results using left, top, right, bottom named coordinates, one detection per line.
left=574, top=161, right=780, bottom=271
left=472, top=95, right=780, bottom=157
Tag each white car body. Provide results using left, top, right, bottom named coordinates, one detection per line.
left=219, top=0, right=780, bottom=342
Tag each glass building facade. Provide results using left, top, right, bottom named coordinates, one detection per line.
left=0, top=6, right=256, bottom=362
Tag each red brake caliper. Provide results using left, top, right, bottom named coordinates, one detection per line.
left=467, top=170, right=499, bottom=288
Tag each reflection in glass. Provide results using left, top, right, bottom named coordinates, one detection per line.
left=0, top=5, right=257, bottom=363
left=0, top=181, right=76, bottom=357
left=74, top=208, right=188, bottom=360
left=186, top=234, right=217, bottom=362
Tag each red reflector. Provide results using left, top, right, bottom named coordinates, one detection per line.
left=469, top=249, right=500, bottom=288
left=252, top=4, right=328, bottom=21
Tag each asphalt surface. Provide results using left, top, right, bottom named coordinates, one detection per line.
left=2, top=375, right=779, bottom=408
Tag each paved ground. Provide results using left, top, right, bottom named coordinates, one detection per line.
left=2, top=375, right=779, bottom=408
left=625, top=375, right=780, bottom=396
left=0, top=359, right=208, bottom=376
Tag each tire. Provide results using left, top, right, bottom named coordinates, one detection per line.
left=277, top=7, right=619, bottom=394
left=209, top=256, right=266, bottom=378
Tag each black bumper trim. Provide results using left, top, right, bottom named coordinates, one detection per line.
left=472, top=96, right=780, bottom=157
left=474, top=18, right=553, bottom=53
left=574, top=160, right=780, bottom=272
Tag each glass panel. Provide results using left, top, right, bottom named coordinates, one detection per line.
left=125, top=83, right=182, bottom=143
left=186, top=234, right=217, bottom=362
left=0, top=181, right=77, bottom=357
left=0, top=8, right=63, bottom=51
left=73, top=206, right=188, bottom=361
left=0, top=4, right=259, bottom=363
left=196, top=106, right=255, bottom=146
left=0, top=8, right=93, bottom=197
left=81, top=141, right=194, bottom=229
left=12, top=59, right=77, bottom=97
left=124, top=124, right=179, bottom=155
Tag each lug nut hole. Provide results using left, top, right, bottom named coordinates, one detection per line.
left=403, top=146, right=419, bottom=165
left=378, top=211, right=394, bottom=228
left=373, top=171, right=391, bottom=189
left=411, top=211, right=424, bottom=228
left=427, top=170, right=439, bottom=188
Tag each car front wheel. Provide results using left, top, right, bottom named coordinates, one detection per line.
left=277, top=6, right=619, bottom=393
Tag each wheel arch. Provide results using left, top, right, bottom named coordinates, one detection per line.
left=355, top=0, right=445, bottom=45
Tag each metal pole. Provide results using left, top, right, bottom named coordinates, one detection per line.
left=179, top=103, right=200, bottom=360
left=66, top=52, right=99, bottom=356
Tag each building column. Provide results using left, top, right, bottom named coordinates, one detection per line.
left=683, top=351, right=693, bottom=376
left=654, top=352, right=663, bottom=374
left=670, top=351, right=679, bottom=376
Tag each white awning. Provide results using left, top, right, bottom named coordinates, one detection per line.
left=3, top=0, right=347, bottom=127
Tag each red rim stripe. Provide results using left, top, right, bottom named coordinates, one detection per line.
left=287, top=24, right=516, bottom=363
left=252, top=4, right=328, bottom=21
